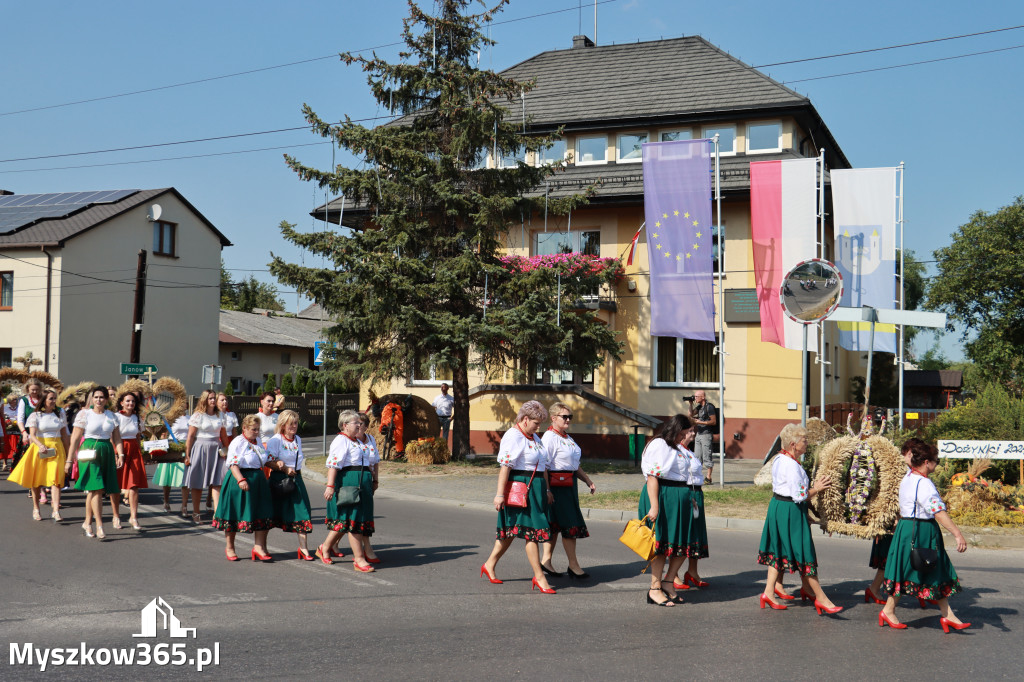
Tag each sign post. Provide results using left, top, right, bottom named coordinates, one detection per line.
left=201, top=365, right=223, bottom=392
left=314, top=342, right=330, bottom=457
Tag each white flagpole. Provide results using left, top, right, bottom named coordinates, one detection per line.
left=897, top=161, right=906, bottom=428
left=818, top=148, right=826, bottom=419
left=714, top=135, right=725, bottom=488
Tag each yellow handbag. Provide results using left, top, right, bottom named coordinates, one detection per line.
left=619, top=516, right=656, bottom=565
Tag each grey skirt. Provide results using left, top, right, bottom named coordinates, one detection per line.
left=183, top=438, right=225, bottom=489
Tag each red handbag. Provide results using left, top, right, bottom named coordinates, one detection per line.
left=549, top=471, right=575, bottom=487
left=505, top=462, right=540, bottom=507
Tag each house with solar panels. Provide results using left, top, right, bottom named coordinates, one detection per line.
left=0, top=188, right=231, bottom=393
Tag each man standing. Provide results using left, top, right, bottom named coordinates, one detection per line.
left=432, top=383, right=454, bottom=442
left=688, top=390, right=718, bottom=480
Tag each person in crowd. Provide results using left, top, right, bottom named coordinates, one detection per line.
left=209, top=393, right=239, bottom=510
left=539, top=401, right=596, bottom=580
left=757, top=423, right=842, bottom=614
left=16, top=379, right=45, bottom=502
left=266, top=410, right=314, bottom=560
left=866, top=445, right=915, bottom=605
left=114, top=391, right=147, bottom=530
left=154, top=412, right=190, bottom=515
left=878, top=439, right=970, bottom=632
left=254, top=392, right=278, bottom=447
left=481, top=401, right=556, bottom=594
left=2, top=392, right=20, bottom=472
left=213, top=414, right=274, bottom=561
left=687, top=390, right=717, bottom=481
left=69, top=386, right=125, bottom=539
left=8, top=389, right=70, bottom=521
left=638, top=414, right=695, bottom=607
left=183, top=391, right=230, bottom=524
left=325, top=412, right=383, bottom=562
left=432, top=383, right=454, bottom=442
left=673, top=427, right=710, bottom=591
left=318, top=410, right=377, bottom=572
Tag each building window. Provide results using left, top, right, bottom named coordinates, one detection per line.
left=230, top=349, right=242, bottom=361
left=653, top=336, right=719, bottom=385
left=152, top=221, right=177, bottom=257
left=833, top=345, right=840, bottom=382
left=575, top=135, right=607, bottom=165
left=533, top=229, right=600, bottom=257
left=412, top=355, right=453, bottom=384
left=617, top=133, right=647, bottom=163
left=712, top=223, right=724, bottom=274
left=703, top=125, right=736, bottom=155
left=534, top=361, right=593, bottom=385
left=535, top=139, right=567, bottom=166
left=0, top=272, right=12, bottom=309
left=660, top=130, right=692, bottom=142
left=747, top=122, right=782, bottom=153
left=498, top=145, right=526, bottom=169
left=281, top=352, right=291, bottom=364
left=230, top=377, right=243, bottom=392
left=0, top=348, right=11, bottom=368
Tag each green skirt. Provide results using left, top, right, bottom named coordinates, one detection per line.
left=638, top=480, right=692, bottom=557
left=75, top=439, right=119, bottom=494
left=496, top=470, right=551, bottom=542
left=687, top=487, right=710, bottom=558
left=547, top=479, right=589, bottom=539
left=269, top=471, right=313, bottom=533
left=869, top=534, right=893, bottom=569
left=324, top=468, right=374, bottom=536
left=212, top=468, right=274, bottom=533
left=882, top=518, right=962, bottom=599
left=757, top=497, right=818, bottom=576
left=153, top=461, right=185, bottom=487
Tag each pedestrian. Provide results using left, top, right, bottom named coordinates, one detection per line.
left=265, top=410, right=314, bottom=560
left=480, top=400, right=556, bottom=594
left=183, top=390, right=230, bottom=524
left=114, top=390, right=147, bottom=530
left=208, top=393, right=239, bottom=510
left=672, top=432, right=710, bottom=591
left=213, top=415, right=274, bottom=561
left=432, top=383, right=454, bottom=442
left=8, top=389, right=69, bottom=521
left=757, top=423, right=842, bottom=614
left=69, top=386, right=125, bottom=539
left=254, top=392, right=278, bottom=447
left=687, top=390, right=717, bottom=481
left=540, top=401, right=595, bottom=580
left=16, top=379, right=45, bottom=502
left=153, top=413, right=189, bottom=515
left=878, top=439, right=970, bottom=632
left=2, top=392, right=20, bottom=472
left=866, top=445, right=914, bottom=605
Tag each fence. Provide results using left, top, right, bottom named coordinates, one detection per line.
left=808, top=403, right=943, bottom=434
left=194, top=393, right=359, bottom=430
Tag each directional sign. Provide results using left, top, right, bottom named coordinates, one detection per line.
left=120, top=363, right=157, bottom=375
left=314, top=341, right=331, bottom=367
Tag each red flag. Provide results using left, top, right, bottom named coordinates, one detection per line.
left=625, top=225, right=643, bottom=265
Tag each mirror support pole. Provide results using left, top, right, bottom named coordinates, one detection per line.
left=801, top=324, right=808, bottom=428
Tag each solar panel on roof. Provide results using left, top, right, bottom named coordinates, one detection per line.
left=0, top=189, right=139, bottom=235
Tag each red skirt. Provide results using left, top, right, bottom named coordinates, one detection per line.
left=118, top=438, right=149, bottom=489
left=3, top=433, right=20, bottom=458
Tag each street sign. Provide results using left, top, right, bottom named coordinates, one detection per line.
left=314, top=341, right=333, bottom=367
left=121, top=363, right=157, bottom=375
left=201, top=365, right=223, bottom=385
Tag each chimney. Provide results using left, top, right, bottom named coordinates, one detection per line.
left=572, top=35, right=595, bottom=49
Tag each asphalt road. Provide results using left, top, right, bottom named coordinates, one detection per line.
left=1, top=474, right=1020, bottom=681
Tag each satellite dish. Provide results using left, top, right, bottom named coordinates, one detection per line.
left=780, top=258, right=843, bottom=324
left=146, top=204, right=162, bottom=222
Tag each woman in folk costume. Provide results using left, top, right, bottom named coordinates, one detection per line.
left=8, top=389, right=70, bottom=521
left=154, top=412, right=190, bottom=515
left=69, top=386, right=125, bottom=539
left=2, top=392, right=20, bottom=472
left=265, top=410, right=315, bottom=560
left=182, top=390, right=230, bottom=524
left=114, top=390, right=148, bottom=530
left=16, top=379, right=46, bottom=504
left=213, top=414, right=275, bottom=561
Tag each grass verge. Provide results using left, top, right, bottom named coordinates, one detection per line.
left=586, top=485, right=773, bottom=519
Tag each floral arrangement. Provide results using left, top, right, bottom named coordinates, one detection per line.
left=845, top=442, right=877, bottom=523
left=404, top=436, right=452, bottom=465
left=498, top=253, right=625, bottom=283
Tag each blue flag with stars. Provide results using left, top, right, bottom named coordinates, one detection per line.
left=642, top=140, right=715, bottom=341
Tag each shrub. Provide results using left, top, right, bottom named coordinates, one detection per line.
left=224, top=382, right=235, bottom=397
left=280, top=373, right=295, bottom=396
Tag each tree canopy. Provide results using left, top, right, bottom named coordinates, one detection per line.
left=221, top=259, right=285, bottom=312
left=927, top=196, right=1024, bottom=393
left=269, top=0, right=622, bottom=456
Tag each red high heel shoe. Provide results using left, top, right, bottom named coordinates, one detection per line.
left=940, top=617, right=971, bottom=633
left=531, top=577, right=556, bottom=594
left=480, top=565, right=502, bottom=584
left=918, top=596, right=939, bottom=609
left=365, top=557, right=381, bottom=564
left=683, top=573, right=709, bottom=588
left=865, top=587, right=886, bottom=605
left=879, top=611, right=907, bottom=629
left=251, top=548, right=273, bottom=562
left=814, top=600, right=844, bottom=615
left=329, top=547, right=346, bottom=558
left=353, top=562, right=375, bottom=573
left=774, top=586, right=795, bottom=600
left=800, top=588, right=815, bottom=602
left=315, top=545, right=334, bottom=565
left=225, top=549, right=240, bottom=562
left=672, top=578, right=692, bottom=590
left=297, top=549, right=315, bottom=561
left=759, top=594, right=787, bottom=610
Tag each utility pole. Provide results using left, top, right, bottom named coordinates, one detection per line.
left=130, top=249, right=147, bottom=363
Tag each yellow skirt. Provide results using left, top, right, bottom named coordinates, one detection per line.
left=8, top=437, right=66, bottom=488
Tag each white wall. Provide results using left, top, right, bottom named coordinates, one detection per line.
left=0, top=249, right=63, bottom=372
left=218, top=343, right=311, bottom=393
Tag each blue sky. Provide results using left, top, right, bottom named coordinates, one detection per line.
left=3, top=0, right=1022, bottom=361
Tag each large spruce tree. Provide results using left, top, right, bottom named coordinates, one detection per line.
left=271, top=0, right=622, bottom=457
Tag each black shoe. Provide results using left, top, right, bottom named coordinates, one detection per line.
left=660, top=580, right=685, bottom=604
left=566, top=568, right=590, bottom=580
left=540, top=563, right=564, bottom=578
left=646, top=589, right=674, bottom=607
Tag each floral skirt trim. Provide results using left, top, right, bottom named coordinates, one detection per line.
left=496, top=524, right=551, bottom=543
left=212, top=518, right=274, bottom=533
left=757, top=551, right=818, bottom=577
left=655, top=541, right=695, bottom=557
left=685, top=542, right=710, bottom=559
left=324, top=518, right=375, bottom=535
left=550, top=524, right=590, bottom=539
left=881, top=578, right=961, bottom=600
left=279, top=519, right=314, bottom=533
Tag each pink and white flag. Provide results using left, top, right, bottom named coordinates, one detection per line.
left=750, top=158, right=818, bottom=350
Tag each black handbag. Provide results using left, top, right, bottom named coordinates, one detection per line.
left=270, top=444, right=299, bottom=497
left=909, top=479, right=939, bottom=573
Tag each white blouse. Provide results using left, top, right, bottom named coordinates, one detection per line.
left=680, top=446, right=704, bottom=486
left=266, top=434, right=304, bottom=470
left=255, top=412, right=277, bottom=445
left=27, top=411, right=68, bottom=439
left=640, top=438, right=688, bottom=481
left=225, top=435, right=269, bottom=469
left=74, top=409, right=119, bottom=440
left=189, top=411, right=224, bottom=439
left=359, top=435, right=380, bottom=466
left=326, top=434, right=370, bottom=469
left=222, top=411, right=239, bottom=437
left=899, top=471, right=947, bottom=518
left=17, top=396, right=41, bottom=429
left=542, top=429, right=582, bottom=471
left=3, top=403, right=17, bottom=423
left=171, top=415, right=190, bottom=442
left=115, top=412, right=140, bottom=439
left=771, top=454, right=809, bottom=502
left=496, top=427, right=548, bottom=471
